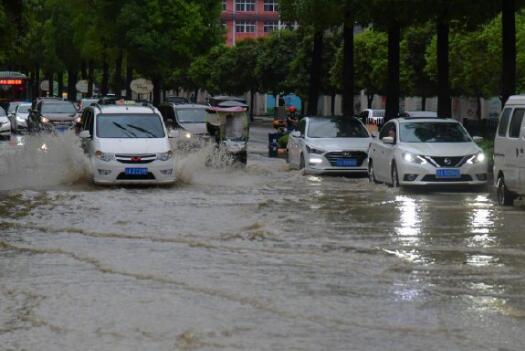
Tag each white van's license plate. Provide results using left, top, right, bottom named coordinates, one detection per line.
left=436, top=168, right=460, bottom=179
left=125, top=168, right=148, bottom=176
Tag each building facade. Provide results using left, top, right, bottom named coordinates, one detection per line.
left=221, top=0, right=293, bottom=46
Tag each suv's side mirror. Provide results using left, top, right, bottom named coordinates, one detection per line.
left=79, top=130, right=91, bottom=139
left=472, top=136, right=483, bottom=143
left=382, top=136, right=395, bottom=145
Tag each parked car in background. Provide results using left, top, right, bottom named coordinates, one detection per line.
left=10, top=102, right=31, bottom=133
left=368, top=117, right=487, bottom=187
left=357, top=109, right=385, bottom=125
left=79, top=103, right=176, bottom=185
left=79, top=98, right=99, bottom=112
left=165, top=96, right=189, bottom=105
left=287, top=116, right=371, bottom=174
left=28, top=98, right=80, bottom=133
left=0, top=106, right=10, bottom=137
left=494, top=95, right=525, bottom=206
left=399, top=111, right=437, bottom=118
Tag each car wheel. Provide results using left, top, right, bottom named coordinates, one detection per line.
left=391, top=162, right=400, bottom=188
left=299, top=153, right=305, bottom=170
left=368, top=160, right=380, bottom=184
left=497, top=177, right=515, bottom=206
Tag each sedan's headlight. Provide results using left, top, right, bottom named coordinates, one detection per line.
left=74, top=117, right=81, bottom=124
left=184, top=132, right=192, bottom=139
left=306, top=145, right=324, bottom=154
left=158, top=151, right=173, bottom=161
left=41, top=116, right=50, bottom=124
left=16, top=116, right=25, bottom=122
left=402, top=152, right=427, bottom=164
left=95, top=151, right=114, bottom=162
left=467, top=152, right=486, bottom=164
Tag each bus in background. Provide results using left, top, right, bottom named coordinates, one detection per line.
left=0, top=71, right=30, bottom=110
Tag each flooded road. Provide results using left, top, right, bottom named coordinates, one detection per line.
left=1, top=122, right=525, bottom=350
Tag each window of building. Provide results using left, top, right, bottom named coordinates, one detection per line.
left=264, top=21, right=279, bottom=33
left=236, top=0, right=255, bottom=12
left=264, top=0, right=279, bottom=12
left=236, top=20, right=256, bottom=33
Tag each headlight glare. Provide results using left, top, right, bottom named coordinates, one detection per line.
left=41, top=116, right=49, bottom=124
left=467, top=152, right=486, bottom=164
left=402, top=152, right=426, bottom=164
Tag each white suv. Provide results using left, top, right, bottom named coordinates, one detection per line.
left=79, top=103, right=176, bottom=185
left=368, top=117, right=488, bottom=187
left=494, top=95, right=525, bottom=206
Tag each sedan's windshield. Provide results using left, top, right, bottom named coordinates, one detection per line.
left=177, top=108, right=206, bottom=123
left=42, top=103, right=77, bottom=114
left=97, top=114, right=165, bottom=138
left=307, top=118, right=369, bottom=138
left=8, top=102, right=21, bottom=114
left=0, top=107, right=6, bottom=116
left=16, top=104, right=31, bottom=116
left=400, top=122, right=472, bottom=143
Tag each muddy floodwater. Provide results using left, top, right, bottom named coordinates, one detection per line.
left=1, top=124, right=525, bottom=351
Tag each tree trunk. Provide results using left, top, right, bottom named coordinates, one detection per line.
left=57, top=72, right=64, bottom=98
left=101, top=60, right=109, bottom=96
left=67, top=68, right=78, bottom=102
left=342, top=10, right=354, bottom=117
left=502, top=0, right=516, bottom=104
left=34, top=64, right=40, bottom=99
left=437, top=14, right=451, bottom=118
left=47, top=73, right=54, bottom=97
left=367, top=94, right=374, bottom=108
left=385, top=22, right=400, bottom=121
left=126, top=59, right=133, bottom=99
left=114, top=50, right=124, bottom=96
left=81, top=61, right=87, bottom=80
left=307, top=31, right=324, bottom=116
left=153, top=76, right=162, bottom=106
left=331, top=91, right=336, bottom=116
left=88, top=60, right=94, bottom=97
left=249, top=90, right=255, bottom=122
left=421, top=96, right=427, bottom=111
left=193, top=88, right=199, bottom=103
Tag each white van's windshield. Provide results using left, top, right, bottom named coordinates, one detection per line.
left=97, top=114, right=165, bottom=138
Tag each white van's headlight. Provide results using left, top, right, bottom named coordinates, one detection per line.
left=95, top=151, right=114, bottom=162
left=467, top=152, right=486, bottom=164
left=158, top=151, right=173, bottom=161
left=402, top=152, right=427, bottom=164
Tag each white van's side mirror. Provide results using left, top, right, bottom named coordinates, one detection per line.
left=382, top=136, right=395, bottom=145
left=79, top=130, right=91, bottom=139
left=472, top=136, right=483, bottom=143
left=168, top=129, right=179, bottom=139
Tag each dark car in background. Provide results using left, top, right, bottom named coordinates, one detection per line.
left=28, top=98, right=80, bottom=133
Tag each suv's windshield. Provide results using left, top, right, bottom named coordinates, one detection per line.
left=177, top=108, right=206, bottom=123
left=400, top=122, right=472, bottom=143
left=42, top=103, right=77, bottom=114
left=307, top=118, right=369, bottom=138
left=96, top=114, right=165, bottom=138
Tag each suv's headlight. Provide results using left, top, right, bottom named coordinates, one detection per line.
left=306, top=145, right=324, bottom=154
left=95, top=151, right=114, bottom=162
left=158, top=151, right=173, bottom=161
left=41, top=116, right=50, bottom=124
left=402, top=152, right=427, bottom=164
left=467, top=152, right=486, bottom=164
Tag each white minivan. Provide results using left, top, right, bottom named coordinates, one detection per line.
left=494, top=95, right=525, bottom=206
left=79, top=103, right=176, bottom=185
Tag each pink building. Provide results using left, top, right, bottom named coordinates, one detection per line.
left=221, top=0, right=290, bottom=46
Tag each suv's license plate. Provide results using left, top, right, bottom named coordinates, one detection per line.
left=336, top=158, right=357, bottom=167
left=436, top=168, right=460, bottom=178
left=125, top=168, right=148, bottom=176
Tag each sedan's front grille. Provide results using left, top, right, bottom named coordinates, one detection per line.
left=116, top=154, right=157, bottom=164
left=422, top=156, right=470, bottom=168
left=421, top=175, right=473, bottom=182
left=325, top=151, right=367, bottom=167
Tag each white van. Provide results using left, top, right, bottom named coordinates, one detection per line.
left=79, top=103, right=176, bottom=185
left=494, top=95, right=525, bottom=206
